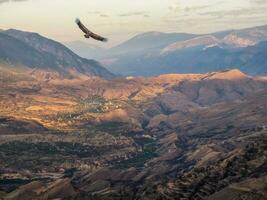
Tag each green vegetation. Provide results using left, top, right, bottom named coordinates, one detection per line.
left=92, top=122, right=130, bottom=136
left=114, top=137, right=158, bottom=169
left=0, top=179, right=31, bottom=193
left=114, top=150, right=157, bottom=169
left=0, top=141, right=110, bottom=158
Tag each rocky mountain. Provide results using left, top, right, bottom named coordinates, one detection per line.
left=151, top=41, right=267, bottom=76
left=0, top=67, right=266, bottom=199
left=102, top=40, right=267, bottom=76
left=66, top=24, right=267, bottom=76
left=0, top=29, right=114, bottom=79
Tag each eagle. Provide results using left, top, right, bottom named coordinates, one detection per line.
left=75, top=18, right=108, bottom=42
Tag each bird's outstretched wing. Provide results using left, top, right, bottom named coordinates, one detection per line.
left=75, top=18, right=89, bottom=34
left=89, top=31, right=108, bottom=42
left=75, top=18, right=108, bottom=42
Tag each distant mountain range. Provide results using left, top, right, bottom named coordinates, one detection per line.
left=1, top=25, right=267, bottom=78
left=0, top=29, right=114, bottom=79
left=66, top=24, right=267, bottom=76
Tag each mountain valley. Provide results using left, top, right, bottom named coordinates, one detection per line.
left=0, top=62, right=266, bottom=199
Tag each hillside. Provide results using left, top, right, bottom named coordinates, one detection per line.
left=0, top=29, right=114, bottom=79
left=0, top=67, right=266, bottom=199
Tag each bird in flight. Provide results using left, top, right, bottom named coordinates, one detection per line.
left=75, top=18, right=108, bottom=42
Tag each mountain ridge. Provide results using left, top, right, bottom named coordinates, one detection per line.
left=65, top=24, right=267, bottom=77
left=0, top=29, right=114, bottom=79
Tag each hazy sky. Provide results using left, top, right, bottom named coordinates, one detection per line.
left=1, top=0, right=267, bottom=47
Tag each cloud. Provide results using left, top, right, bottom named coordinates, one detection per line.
left=99, top=14, right=109, bottom=18
left=168, top=1, right=223, bottom=14
left=119, top=11, right=150, bottom=17
left=200, top=6, right=267, bottom=18
left=0, top=0, right=27, bottom=4
left=184, top=5, right=211, bottom=12
left=88, top=11, right=109, bottom=18
left=250, top=0, right=267, bottom=4
left=88, top=11, right=101, bottom=14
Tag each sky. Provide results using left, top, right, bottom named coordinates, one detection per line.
left=0, top=0, right=267, bottom=47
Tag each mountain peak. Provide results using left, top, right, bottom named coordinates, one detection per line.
left=204, top=69, right=248, bottom=80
